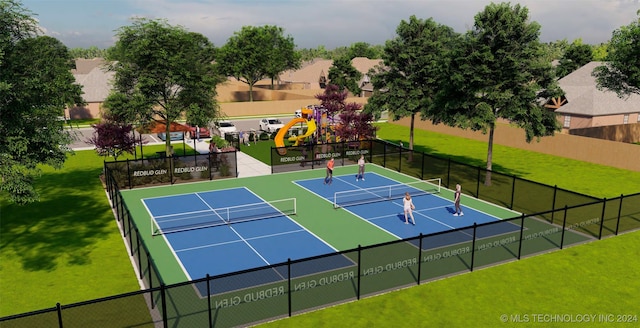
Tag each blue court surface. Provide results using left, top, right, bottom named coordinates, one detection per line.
left=142, top=187, right=354, bottom=295
left=294, top=172, right=520, bottom=244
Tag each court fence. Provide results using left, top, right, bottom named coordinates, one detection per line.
left=104, top=149, right=238, bottom=189
left=2, top=141, right=639, bottom=327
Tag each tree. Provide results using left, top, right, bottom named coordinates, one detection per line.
left=365, top=15, right=456, bottom=151
left=592, top=12, right=640, bottom=98
left=265, top=27, right=301, bottom=89
left=433, top=3, right=562, bottom=185
left=86, top=121, right=137, bottom=161
left=0, top=1, right=84, bottom=204
left=104, top=18, right=222, bottom=156
left=335, top=103, right=376, bottom=142
left=218, top=25, right=300, bottom=101
left=347, top=42, right=380, bottom=59
left=556, top=39, right=593, bottom=78
left=68, top=46, right=106, bottom=59
left=328, top=56, right=363, bottom=96
left=315, top=84, right=347, bottom=143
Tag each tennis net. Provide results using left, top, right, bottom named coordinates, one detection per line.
left=151, top=198, right=296, bottom=235
left=333, top=178, right=441, bottom=208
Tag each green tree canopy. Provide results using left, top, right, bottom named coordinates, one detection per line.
left=328, top=56, right=363, bottom=96
left=347, top=42, right=381, bottom=59
left=592, top=12, right=640, bottom=98
left=217, top=25, right=300, bottom=101
left=433, top=3, right=562, bottom=184
left=1, top=1, right=84, bottom=204
left=104, top=18, right=222, bottom=155
left=556, top=39, right=593, bottom=78
left=365, top=15, right=456, bottom=150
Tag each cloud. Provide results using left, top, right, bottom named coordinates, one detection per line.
left=28, top=0, right=640, bottom=49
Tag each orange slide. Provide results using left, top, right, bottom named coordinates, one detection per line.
left=274, top=118, right=316, bottom=155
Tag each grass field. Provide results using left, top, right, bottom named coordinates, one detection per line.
left=1, top=122, right=639, bottom=326
left=0, top=143, right=195, bottom=316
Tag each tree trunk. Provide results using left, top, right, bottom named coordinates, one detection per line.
left=408, top=113, right=415, bottom=162
left=165, top=123, right=172, bottom=157
left=249, top=82, right=254, bottom=102
left=484, top=123, right=495, bottom=186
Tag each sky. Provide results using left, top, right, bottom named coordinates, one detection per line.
left=22, top=0, right=640, bottom=50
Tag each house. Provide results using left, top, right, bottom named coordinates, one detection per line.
left=69, top=58, right=113, bottom=119
left=552, top=61, right=640, bottom=134
left=278, top=57, right=382, bottom=94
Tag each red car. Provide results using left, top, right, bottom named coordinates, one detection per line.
left=184, top=123, right=211, bottom=139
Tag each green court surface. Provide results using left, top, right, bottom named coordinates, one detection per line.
left=120, top=164, right=588, bottom=285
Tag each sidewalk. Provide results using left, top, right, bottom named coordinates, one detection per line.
left=189, top=138, right=271, bottom=178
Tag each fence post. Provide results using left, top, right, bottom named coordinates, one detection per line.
left=476, top=167, right=480, bottom=199
left=357, top=245, right=362, bottom=300
left=510, top=175, right=516, bottom=210
left=270, top=147, right=274, bottom=174
left=207, top=274, right=212, bottom=328
left=598, top=198, right=607, bottom=240
left=421, top=152, right=425, bottom=180
left=56, top=302, right=63, bottom=328
left=560, top=206, right=568, bottom=249
left=161, top=284, right=168, bottom=328
left=470, top=223, right=477, bottom=272
left=127, top=159, right=132, bottom=190
left=287, top=258, right=292, bottom=317
left=446, top=158, right=451, bottom=188
left=170, top=157, right=175, bottom=185
left=615, top=194, right=624, bottom=235
left=417, top=234, right=423, bottom=285
left=382, top=143, right=387, bottom=168
left=398, top=145, right=402, bottom=172
left=551, top=185, right=558, bottom=224
left=517, top=214, right=525, bottom=259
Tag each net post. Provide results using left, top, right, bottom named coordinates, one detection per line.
left=293, top=198, right=297, bottom=215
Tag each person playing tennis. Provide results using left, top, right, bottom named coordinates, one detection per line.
left=403, top=192, right=416, bottom=225
left=356, top=154, right=365, bottom=181
left=453, top=183, right=464, bottom=216
left=324, top=157, right=335, bottom=185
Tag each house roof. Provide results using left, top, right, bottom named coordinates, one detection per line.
left=555, top=61, right=640, bottom=116
left=73, top=58, right=113, bottom=103
left=278, top=57, right=382, bottom=89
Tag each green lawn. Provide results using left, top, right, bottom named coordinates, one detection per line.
left=0, top=143, right=197, bottom=316
left=1, top=122, right=639, bottom=326
left=260, top=230, right=640, bottom=328
left=0, top=151, right=140, bottom=316
left=255, top=123, right=640, bottom=327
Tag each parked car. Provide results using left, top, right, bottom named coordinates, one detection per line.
left=294, top=109, right=302, bottom=118
left=212, top=120, right=237, bottom=138
left=157, top=131, right=185, bottom=141
left=259, top=118, right=285, bottom=133
left=184, top=123, right=210, bottom=139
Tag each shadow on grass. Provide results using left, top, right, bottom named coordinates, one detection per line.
left=1, top=167, right=114, bottom=272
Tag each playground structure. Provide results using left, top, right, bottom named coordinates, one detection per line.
left=274, top=104, right=337, bottom=155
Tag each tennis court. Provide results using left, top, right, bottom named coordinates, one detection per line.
left=142, top=187, right=353, bottom=295
left=121, top=165, right=526, bottom=293
left=294, top=172, right=521, bottom=241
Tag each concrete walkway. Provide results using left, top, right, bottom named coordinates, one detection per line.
left=188, top=138, right=271, bottom=178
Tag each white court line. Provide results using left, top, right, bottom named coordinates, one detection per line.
left=175, top=228, right=307, bottom=253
